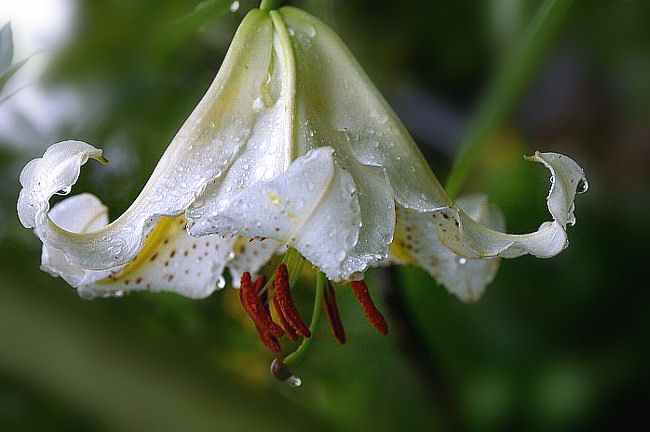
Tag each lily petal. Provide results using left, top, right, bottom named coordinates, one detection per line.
left=40, top=194, right=236, bottom=299
left=438, top=152, right=587, bottom=260
left=41, top=193, right=109, bottom=287
left=17, top=10, right=273, bottom=272
left=394, top=194, right=505, bottom=302
left=189, top=147, right=362, bottom=281
left=280, top=7, right=453, bottom=213
left=228, top=238, right=284, bottom=288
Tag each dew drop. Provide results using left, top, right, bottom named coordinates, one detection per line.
left=229, top=1, right=239, bottom=12
left=285, top=375, right=302, bottom=387
left=216, top=275, right=226, bottom=289
left=457, top=257, right=467, bottom=266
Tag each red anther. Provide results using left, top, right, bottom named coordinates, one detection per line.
left=254, top=275, right=268, bottom=306
left=350, top=280, right=388, bottom=335
left=273, top=263, right=311, bottom=338
left=272, top=295, right=299, bottom=341
left=240, top=272, right=284, bottom=338
left=323, top=281, right=346, bottom=344
left=255, top=323, right=281, bottom=353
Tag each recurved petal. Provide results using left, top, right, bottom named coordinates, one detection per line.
left=392, top=150, right=586, bottom=301
left=39, top=194, right=236, bottom=299
left=393, top=194, right=505, bottom=302
left=188, top=147, right=362, bottom=281
left=18, top=141, right=107, bottom=229
left=439, top=152, right=587, bottom=261
left=80, top=215, right=236, bottom=299
left=17, top=9, right=274, bottom=273
left=41, top=193, right=109, bottom=287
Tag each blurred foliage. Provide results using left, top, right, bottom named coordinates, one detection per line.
left=1, top=0, right=650, bottom=431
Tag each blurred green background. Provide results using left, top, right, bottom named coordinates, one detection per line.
left=1, top=0, right=649, bottom=431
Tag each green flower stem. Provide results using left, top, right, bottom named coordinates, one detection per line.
left=284, top=271, right=326, bottom=366
left=444, top=0, right=574, bottom=198
left=260, top=0, right=283, bottom=11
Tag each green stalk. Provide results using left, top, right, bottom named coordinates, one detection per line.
left=284, top=271, right=326, bottom=366
left=444, top=0, right=574, bottom=198
left=258, top=247, right=305, bottom=296
left=260, top=0, right=283, bottom=11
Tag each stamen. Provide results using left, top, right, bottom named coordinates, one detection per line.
left=323, top=281, right=346, bottom=344
left=255, top=323, right=281, bottom=353
left=254, top=275, right=268, bottom=306
left=239, top=272, right=284, bottom=338
left=272, top=294, right=299, bottom=341
left=350, top=280, right=388, bottom=335
left=273, top=263, right=311, bottom=338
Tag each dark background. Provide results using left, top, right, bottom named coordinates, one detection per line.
left=1, top=0, right=649, bottom=430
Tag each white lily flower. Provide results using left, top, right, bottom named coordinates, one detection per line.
left=17, top=7, right=587, bottom=302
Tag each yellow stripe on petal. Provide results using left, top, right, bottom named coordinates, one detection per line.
left=96, top=216, right=178, bottom=285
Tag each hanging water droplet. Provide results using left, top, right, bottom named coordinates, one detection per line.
left=457, top=257, right=467, bottom=266
left=285, top=375, right=302, bottom=387
left=229, top=1, right=239, bottom=12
